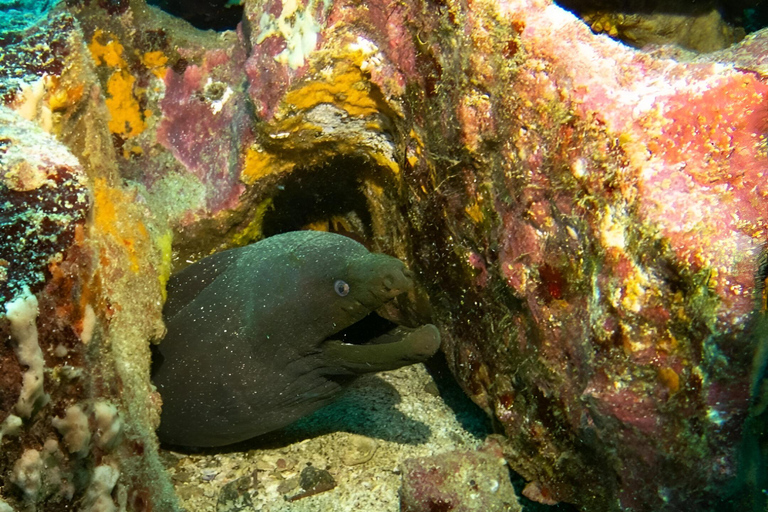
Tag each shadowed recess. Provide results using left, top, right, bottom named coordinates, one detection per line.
left=554, top=0, right=768, bottom=50
left=261, top=156, right=376, bottom=240
left=146, top=0, right=244, bottom=31
left=423, top=351, right=494, bottom=439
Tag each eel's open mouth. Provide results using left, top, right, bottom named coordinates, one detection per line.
left=320, top=308, right=441, bottom=374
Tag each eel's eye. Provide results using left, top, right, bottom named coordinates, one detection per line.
left=334, top=280, right=350, bottom=297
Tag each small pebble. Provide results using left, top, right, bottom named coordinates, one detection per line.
left=276, top=477, right=299, bottom=495
left=216, top=475, right=254, bottom=512
left=201, top=469, right=218, bottom=482
left=286, top=466, right=336, bottom=502
left=340, top=434, right=378, bottom=466
left=423, top=381, right=440, bottom=397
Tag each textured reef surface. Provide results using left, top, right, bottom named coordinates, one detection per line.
left=400, top=436, right=522, bottom=512
left=0, top=0, right=766, bottom=511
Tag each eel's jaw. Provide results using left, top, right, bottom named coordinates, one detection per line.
left=323, top=255, right=439, bottom=374
left=321, top=324, right=441, bottom=374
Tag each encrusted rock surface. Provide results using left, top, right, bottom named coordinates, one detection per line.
left=1, top=0, right=766, bottom=511
left=0, top=107, right=88, bottom=302
left=1, top=3, right=176, bottom=510
left=400, top=437, right=522, bottom=512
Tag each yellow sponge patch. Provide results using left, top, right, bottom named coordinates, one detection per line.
left=93, top=178, right=149, bottom=273
left=284, top=60, right=378, bottom=118
left=242, top=147, right=296, bottom=185
left=89, top=30, right=147, bottom=141
left=105, top=70, right=146, bottom=139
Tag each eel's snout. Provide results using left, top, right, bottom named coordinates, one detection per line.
left=384, top=266, right=413, bottom=289
left=324, top=253, right=440, bottom=375
left=376, top=258, right=414, bottom=298
left=348, top=253, right=416, bottom=305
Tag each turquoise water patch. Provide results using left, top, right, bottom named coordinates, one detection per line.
left=0, top=0, right=60, bottom=33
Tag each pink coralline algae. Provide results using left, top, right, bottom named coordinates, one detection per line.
left=157, top=47, right=252, bottom=214
left=399, top=438, right=522, bottom=512
left=411, top=2, right=768, bottom=511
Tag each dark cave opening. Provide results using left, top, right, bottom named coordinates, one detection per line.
left=260, top=156, right=377, bottom=242
left=146, top=0, right=244, bottom=32
left=741, top=1, right=768, bottom=32
left=554, top=0, right=768, bottom=52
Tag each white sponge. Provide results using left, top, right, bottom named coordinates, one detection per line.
left=5, top=288, right=49, bottom=418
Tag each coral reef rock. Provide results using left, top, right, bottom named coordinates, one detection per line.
left=400, top=437, right=522, bottom=512
left=1, top=0, right=766, bottom=510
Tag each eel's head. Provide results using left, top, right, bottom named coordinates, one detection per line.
left=337, top=252, right=415, bottom=316
left=292, top=233, right=441, bottom=375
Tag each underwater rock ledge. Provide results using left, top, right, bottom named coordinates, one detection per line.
left=0, top=0, right=767, bottom=511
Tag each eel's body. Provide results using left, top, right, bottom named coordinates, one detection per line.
left=152, top=231, right=440, bottom=447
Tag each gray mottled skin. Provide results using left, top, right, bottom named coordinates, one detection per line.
left=152, top=231, right=441, bottom=447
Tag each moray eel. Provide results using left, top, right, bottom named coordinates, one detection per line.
left=152, top=231, right=441, bottom=447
